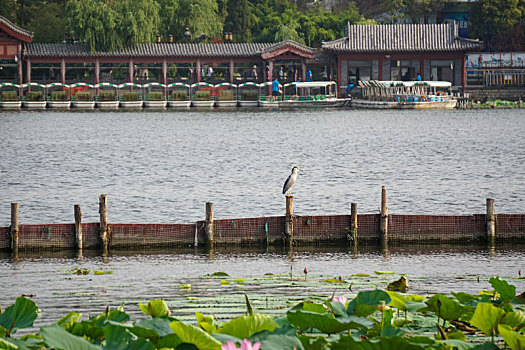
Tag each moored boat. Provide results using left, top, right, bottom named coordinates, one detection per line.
left=214, top=82, right=238, bottom=107
left=46, top=83, right=71, bottom=109
left=95, top=83, right=119, bottom=109
left=238, top=82, right=259, bottom=107
left=280, top=81, right=341, bottom=108
left=118, top=83, right=143, bottom=109
left=22, top=83, right=46, bottom=109
left=70, top=83, right=96, bottom=109
left=191, top=82, right=214, bottom=108
left=351, top=80, right=458, bottom=109
left=143, top=82, right=167, bottom=108
left=0, top=83, right=22, bottom=109
left=167, top=83, right=191, bottom=108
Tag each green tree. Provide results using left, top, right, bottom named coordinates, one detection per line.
left=469, top=0, right=521, bottom=50
left=113, top=0, right=160, bottom=46
left=65, top=0, right=160, bottom=52
left=224, top=0, right=254, bottom=42
left=26, top=2, right=66, bottom=43
left=171, top=0, right=223, bottom=42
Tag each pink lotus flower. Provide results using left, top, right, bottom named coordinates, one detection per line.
left=332, top=296, right=347, bottom=306
left=222, top=339, right=261, bottom=350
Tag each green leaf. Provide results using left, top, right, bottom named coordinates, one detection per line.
left=498, top=324, right=525, bottom=350
left=169, top=320, right=222, bottom=350
left=287, top=302, right=372, bottom=333
left=40, top=324, right=102, bottom=350
left=331, top=335, right=427, bottom=350
left=220, top=314, right=278, bottom=339
left=103, top=324, right=155, bottom=350
left=0, top=325, right=7, bottom=337
left=347, top=290, right=391, bottom=317
left=426, top=294, right=465, bottom=321
left=489, top=277, right=516, bottom=301
left=0, top=338, right=18, bottom=350
left=258, top=334, right=304, bottom=350
left=501, top=311, right=525, bottom=329
left=437, top=339, right=476, bottom=349
left=158, top=334, right=182, bottom=349
left=196, top=312, right=216, bottom=334
left=138, top=300, right=170, bottom=317
left=451, top=291, right=481, bottom=306
left=470, top=302, right=505, bottom=336
left=57, top=312, right=82, bottom=332
left=134, top=317, right=176, bottom=337
left=386, top=291, right=407, bottom=311
left=0, top=297, right=39, bottom=336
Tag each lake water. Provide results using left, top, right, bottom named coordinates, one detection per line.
left=0, top=108, right=524, bottom=332
left=0, top=108, right=524, bottom=226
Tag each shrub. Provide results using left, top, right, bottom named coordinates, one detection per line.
left=26, top=91, right=43, bottom=101
left=75, top=92, right=92, bottom=101
left=99, top=90, right=115, bottom=101
left=241, top=91, right=258, bottom=101
left=147, top=92, right=164, bottom=101
left=123, top=92, right=140, bottom=101
left=195, top=90, right=211, bottom=101
left=171, top=91, right=187, bottom=101
left=217, top=89, right=234, bottom=101
left=1, top=91, right=18, bottom=102
left=51, top=91, right=68, bottom=101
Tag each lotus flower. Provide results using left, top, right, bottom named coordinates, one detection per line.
left=332, top=296, right=347, bottom=306
left=222, top=339, right=261, bottom=350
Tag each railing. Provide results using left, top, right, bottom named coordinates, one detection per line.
left=466, top=68, right=525, bottom=87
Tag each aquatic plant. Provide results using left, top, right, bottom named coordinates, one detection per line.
left=1, top=277, right=524, bottom=349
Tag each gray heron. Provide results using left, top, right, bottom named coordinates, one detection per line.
left=282, top=167, right=300, bottom=195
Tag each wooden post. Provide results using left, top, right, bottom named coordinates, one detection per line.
left=486, top=198, right=495, bottom=241
left=380, top=186, right=388, bottom=243
left=10, top=203, right=19, bottom=252
left=285, top=195, right=294, bottom=247
left=74, top=204, right=82, bottom=250
left=205, top=202, right=214, bottom=247
left=99, top=194, right=108, bottom=252
left=350, top=202, right=358, bottom=243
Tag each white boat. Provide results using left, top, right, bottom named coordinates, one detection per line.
left=214, top=82, right=238, bottom=107
left=143, top=82, right=167, bottom=108
left=70, top=83, right=96, bottom=109
left=279, top=81, right=341, bottom=108
left=46, top=83, right=71, bottom=109
left=22, top=83, right=47, bottom=109
left=0, top=83, right=22, bottom=109
left=167, top=83, right=191, bottom=108
left=258, top=82, right=280, bottom=108
left=351, top=81, right=458, bottom=109
left=238, top=82, right=259, bottom=107
left=191, top=82, right=214, bottom=108
left=95, top=83, right=119, bottom=109
left=119, top=83, right=143, bottom=109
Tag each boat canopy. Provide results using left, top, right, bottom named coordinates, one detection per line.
left=359, top=80, right=452, bottom=88
left=284, top=81, right=337, bottom=88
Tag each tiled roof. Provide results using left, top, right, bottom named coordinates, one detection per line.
left=0, top=15, right=34, bottom=42
left=261, top=40, right=317, bottom=55
left=322, top=22, right=482, bottom=53
left=25, top=42, right=282, bottom=58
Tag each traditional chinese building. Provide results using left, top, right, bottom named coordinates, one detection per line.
left=322, top=21, right=482, bottom=95
left=0, top=15, right=33, bottom=83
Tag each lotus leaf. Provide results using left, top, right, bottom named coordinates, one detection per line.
left=0, top=296, right=38, bottom=336
left=93, top=270, right=114, bottom=275
left=134, top=317, right=177, bottom=337
left=426, top=294, right=465, bottom=321
left=470, top=302, right=505, bottom=336
left=257, top=334, right=305, bottom=350
left=498, top=324, right=525, bottom=350
left=169, top=320, right=222, bottom=350
left=221, top=280, right=230, bottom=285
left=287, top=302, right=373, bottom=333
left=40, top=324, right=102, bottom=350
left=0, top=325, right=7, bottom=337
left=106, top=320, right=163, bottom=345
left=352, top=273, right=370, bottom=277
left=139, top=300, right=170, bottom=318
left=331, top=335, right=428, bottom=349
left=220, top=314, right=278, bottom=339
left=103, top=323, right=155, bottom=350
left=451, top=292, right=482, bottom=306
left=196, top=312, right=217, bottom=333
left=489, top=277, right=517, bottom=301
left=211, top=272, right=230, bottom=277
left=387, top=276, right=408, bottom=292
left=374, top=271, right=395, bottom=275
left=501, top=311, right=525, bottom=329
left=157, top=334, right=183, bottom=348
left=437, top=339, right=476, bottom=349
left=57, top=312, right=82, bottom=332
left=0, top=337, right=29, bottom=350
left=347, top=290, right=391, bottom=317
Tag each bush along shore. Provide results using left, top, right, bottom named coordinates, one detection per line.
left=0, top=276, right=524, bottom=349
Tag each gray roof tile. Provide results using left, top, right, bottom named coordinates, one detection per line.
left=0, top=15, right=34, bottom=41
left=323, top=22, right=482, bottom=53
